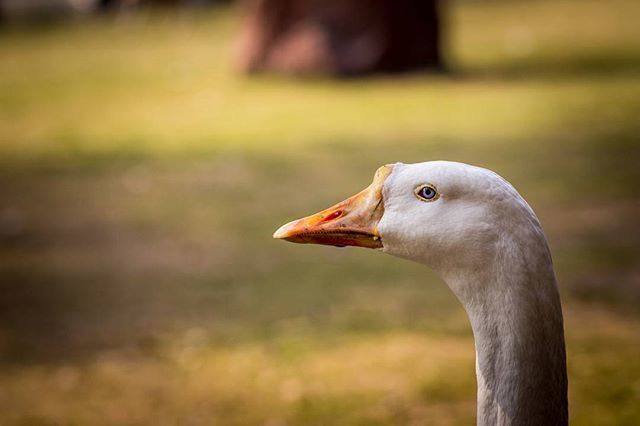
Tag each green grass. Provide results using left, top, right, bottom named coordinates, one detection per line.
left=0, top=0, right=639, bottom=424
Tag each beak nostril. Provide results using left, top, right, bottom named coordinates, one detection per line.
left=321, top=210, right=342, bottom=223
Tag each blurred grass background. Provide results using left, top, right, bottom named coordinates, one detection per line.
left=1, top=0, right=639, bottom=424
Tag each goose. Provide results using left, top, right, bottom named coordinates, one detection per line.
left=273, top=161, right=568, bottom=426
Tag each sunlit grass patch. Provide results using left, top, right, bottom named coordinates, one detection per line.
left=1, top=1, right=639, bottom=163
left=0, top=307, right=637, bottom=425
left=0, top=333, right=476, bottom=425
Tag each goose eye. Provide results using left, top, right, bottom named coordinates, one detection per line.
left=415, top=184, right=438, bottom=201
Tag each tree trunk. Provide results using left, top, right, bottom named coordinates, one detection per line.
left=235, top=0, right=443, bottom=76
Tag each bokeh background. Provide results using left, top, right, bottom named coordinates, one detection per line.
left=1, top=0, right=639, bottom=424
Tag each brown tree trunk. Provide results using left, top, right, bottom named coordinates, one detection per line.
left=235, top=0, right=443, bottom=76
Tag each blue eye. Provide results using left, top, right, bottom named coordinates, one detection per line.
left=415, top=184, right=438, bottom=201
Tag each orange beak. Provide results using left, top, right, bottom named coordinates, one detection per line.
left=273, top=165, right=393, bottom=249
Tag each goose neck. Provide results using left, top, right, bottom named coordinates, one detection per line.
left=450, top=265, right=568, bottom=426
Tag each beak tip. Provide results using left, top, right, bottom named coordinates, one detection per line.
left=273, top=222, right=292, bottom=240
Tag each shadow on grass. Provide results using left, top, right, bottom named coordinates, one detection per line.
left=1, top=124, right=639, bottom=365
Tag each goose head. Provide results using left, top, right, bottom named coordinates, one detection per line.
left=274, top=161, right=542, bottom=281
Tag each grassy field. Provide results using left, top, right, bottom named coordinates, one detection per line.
left=1, top=0, right=639, bottom=424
